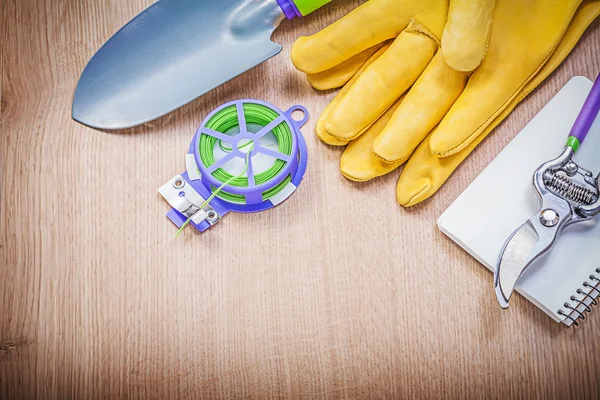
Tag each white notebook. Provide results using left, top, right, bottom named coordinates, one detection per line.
left=438, top=77, right=600, bottom=327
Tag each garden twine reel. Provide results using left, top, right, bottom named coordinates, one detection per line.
left=159, top=99, right=309, bottom=233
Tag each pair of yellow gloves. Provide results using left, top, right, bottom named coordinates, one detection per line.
left=292, top=0, right=600, bottom=207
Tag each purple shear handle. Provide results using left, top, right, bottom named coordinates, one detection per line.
left=568, top=74, right=600, bottom=152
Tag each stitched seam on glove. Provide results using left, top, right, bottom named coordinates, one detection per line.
left=431, top=47, right=561, bottom=158
left=317, top=130, right=349, bottom=146
left=374, top=150, right=412, bottom=166
left=406, top=19, right=442, bottom=47
left=326, top=105, right=396, bottom=141
left=401, top=185, right=430, bottom=206
left=341, top=171, right=371, bottom=182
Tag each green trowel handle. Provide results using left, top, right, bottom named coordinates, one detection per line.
left=293, top=0, right=332, bottom=16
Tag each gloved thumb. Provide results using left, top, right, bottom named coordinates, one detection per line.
left=441, top=0, right=496, bottom=72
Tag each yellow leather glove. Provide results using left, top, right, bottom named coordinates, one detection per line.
left=292, top=0, right=600, bottom=207
left=397, top=1, right=600, bottom=206
left=294, top=0, right=496, bottom=77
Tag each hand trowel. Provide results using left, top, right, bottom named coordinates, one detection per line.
left=72, top=0, right=330, bottom=129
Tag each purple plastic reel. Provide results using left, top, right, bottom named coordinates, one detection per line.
left=159, top=99, right=309, bottom=233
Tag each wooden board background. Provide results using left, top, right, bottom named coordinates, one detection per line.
left=1, top=0, right=599, bottom=398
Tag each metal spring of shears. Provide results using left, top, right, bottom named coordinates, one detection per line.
left=543, top=170, right=598, bottom=205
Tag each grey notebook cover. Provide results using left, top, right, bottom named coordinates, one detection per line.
left=438, top=77, right=600, bottom=326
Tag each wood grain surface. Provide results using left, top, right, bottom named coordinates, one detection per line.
left=1, top=0, right=600, bottom=399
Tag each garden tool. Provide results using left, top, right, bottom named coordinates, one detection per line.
left=292, top=0, right=600, bottom=207
left=72, top=0, right=330, bottom=129
left=495, top=75, right=600, bottom=309
left=159, top=99, right=309, bottom=234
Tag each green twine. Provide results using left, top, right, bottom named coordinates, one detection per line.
left=199, top=103, right=293, bottom=203
left=175, top=148, right=253, bottom=238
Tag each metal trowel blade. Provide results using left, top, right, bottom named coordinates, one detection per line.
left=72, top=0, right=285, bottom=129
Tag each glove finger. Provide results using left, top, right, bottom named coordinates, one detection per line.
left=372, top=50, right=468, bottom=164
left=323, top=23, right=438, bottom=141
left=396, top=130, right=482, bottom=207
left=397, top=0, right=600, bottom=207
left=291, top=1, right=411, bottom=75
left=429, top=0, right=582, bottom=158
left=340, top=98, right=405, bottom=182
left=307, top=43, right=387, bottom=91
left=317, top=43, right=393, bottom=146
left=442, top=0, right=496, bottom=72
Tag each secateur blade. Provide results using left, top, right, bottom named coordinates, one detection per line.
left=72, top=0, right=286, bottom=129
left=494, top=212, right=566, bottom=308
